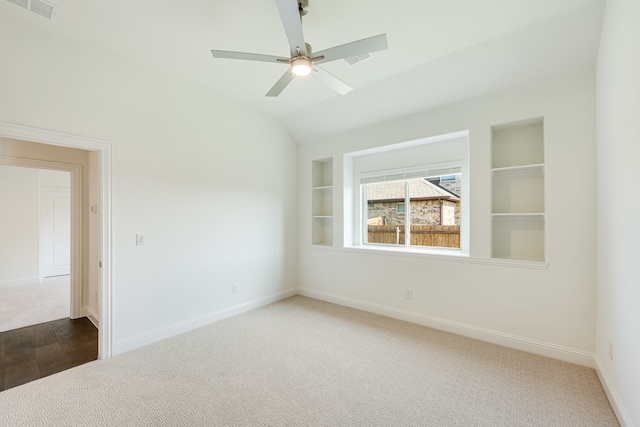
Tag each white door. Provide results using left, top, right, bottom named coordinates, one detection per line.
left=43, top=189, right=71, bottom=278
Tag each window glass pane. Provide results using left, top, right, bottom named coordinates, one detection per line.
left=364, top=175, right=461, bottom=249
left=409, top=177, right=460, bottom=248
left=365, top=181, right=405, bottom=246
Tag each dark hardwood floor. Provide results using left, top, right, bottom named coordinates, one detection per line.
left=0, top=317, right=97, bottom=392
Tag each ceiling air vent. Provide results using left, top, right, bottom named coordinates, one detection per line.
left=4, top=0, right=57, bottom=19
left=344, top=53, right=373, bottom=66
left=30, top=0, right=57, bottom=19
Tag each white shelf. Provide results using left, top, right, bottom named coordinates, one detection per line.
left=492, top=213, right=544, bottom=218
left=491, top=164, right=544, bottom=177
left=492, top=254, right=546, bottom=263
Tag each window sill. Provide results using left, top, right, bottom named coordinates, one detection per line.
left=314, top=244, right=548, bottom=270
left=358, top=244, right=466, bottom=257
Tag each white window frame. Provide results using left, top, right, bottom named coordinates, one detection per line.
left=357, top=162, right=468, bottom=255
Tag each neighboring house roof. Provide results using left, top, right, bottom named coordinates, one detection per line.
left=427, top=178, right=461, bottom=198
left=367, top=179, right=460, bottom=202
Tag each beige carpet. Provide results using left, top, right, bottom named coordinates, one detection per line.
left=0, top=296, right=619, bottom=426
left=0, top=276, right=69, bottom=333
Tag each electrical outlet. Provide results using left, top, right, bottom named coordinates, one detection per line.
left=405, top=290, right=413, bottom=299
left=232, top=284, right=239, bottom=294
left=609, top=341, right=614, bottom=361
left=136, top=233, right=146, bottom=246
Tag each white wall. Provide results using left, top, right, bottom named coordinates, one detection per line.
left=0, top=165, right=40, bottom=286
left=298, top=70, right=597, bottom=366
left=595, top=0, right=640, bottom=425
left=40, top=169, right=71, bottom=188
left=0, top=13, right=298, bottom=353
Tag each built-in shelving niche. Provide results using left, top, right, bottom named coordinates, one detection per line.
left=491, top=118, right=545, bottom=262
left=311, top=158, right=333, bottom=246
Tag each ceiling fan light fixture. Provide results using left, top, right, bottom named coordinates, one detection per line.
left=291, top=57, right=312, bottom=76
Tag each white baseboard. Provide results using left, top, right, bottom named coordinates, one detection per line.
left=0, top=277, right=40, bottom=289
left=112, top=288, right=297, bottom=356
left=82, top=306, right=99, bottom=329
left=298, top=288, right=595, bottom=367
left=595, top=355, right=635, bottom=427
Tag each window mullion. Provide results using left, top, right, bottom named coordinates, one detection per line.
left=405, top=180, right=410, bottom=247
left=362, top=185, right=368, bottom=244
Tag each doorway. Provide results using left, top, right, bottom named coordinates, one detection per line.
left=0, top=121, right=112, bottom=359
left=0, top=166, right=72, bottom=333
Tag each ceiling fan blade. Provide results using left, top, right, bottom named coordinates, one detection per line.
left=266, top=70, right=296, bottom=97
left=313, top=34, right=388, bottom=64
left=211, top=50, right=289, bottom=64
left=274, top=0, right=308, bottom=56
left=313, top=66, right=352, bottom=95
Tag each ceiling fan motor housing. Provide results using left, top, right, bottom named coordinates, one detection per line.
left=298, top=0, right=309, bottom=16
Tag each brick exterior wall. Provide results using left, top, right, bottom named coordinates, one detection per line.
left=368, top=199, right=460, bottom=226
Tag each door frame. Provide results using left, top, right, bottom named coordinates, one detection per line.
left=0, top=121, right=112, bottom=359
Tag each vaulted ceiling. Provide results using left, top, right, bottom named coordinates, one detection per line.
left=1, top=0, right=605, bottom=142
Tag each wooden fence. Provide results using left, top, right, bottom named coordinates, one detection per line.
left=368, top=225, right=460, bottom=248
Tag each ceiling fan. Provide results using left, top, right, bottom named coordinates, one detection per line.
left=211, top=0, right=388, bottom=97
